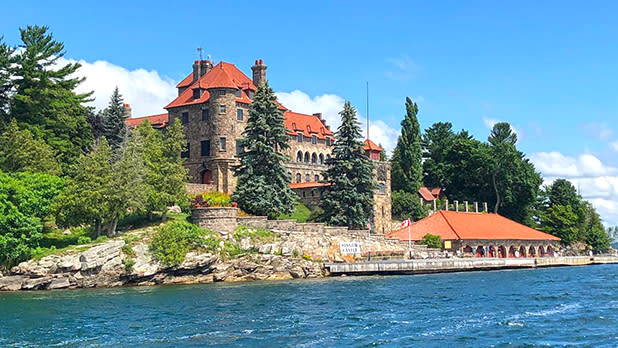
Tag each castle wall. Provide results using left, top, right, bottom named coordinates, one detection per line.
left=373, top=161, right=392, bottom=235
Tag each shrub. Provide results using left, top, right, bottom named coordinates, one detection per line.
left=419, top=233, right=442, bottom=249
left=149, top=221, right=207, bottom=266
left=123, top=258, right=135, bottom=273
left=234, top=225, right=276, bottom=243
left=121, top=242, right=136, bottom=257
left=278, top=203, right=312, bottom=223
left=200, top=192, right=232, bottom=207
left=77, top=236, right=91, bottom=245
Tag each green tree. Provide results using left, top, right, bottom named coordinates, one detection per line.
left=52, top=138, right=114, bottom=237
left=421, top=122, right=457, bottom=189
left=0, top=119, right=61, bottom=175
left=0, top=36, right=14, bottom=121
left=419, top=233, right=442, bottom=249
left=392, top=190, right=427, bottom=221
left=541, top=204, right=580, bottom=245
left=101, top=87, right=129, bottom=150
left=9, top=25, right=93, bottom=170
left=320, top=101, right=375, bottom=228
left=232, top=82, right=296, bottom=218
left=378, top=143, right=387, bottom=161
left=391, top=97, right=423, bottom=193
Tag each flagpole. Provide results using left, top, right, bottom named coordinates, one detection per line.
left=408, top=223, right=411, bottom=251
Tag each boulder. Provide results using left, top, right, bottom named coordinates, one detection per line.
left=80, top=240, right=124, bottom=271
left=281, top=242, right=296, bottom=256
left=258, top=243, right=275, bottom=254
left=240, top=237, right=252, bottom=251
left=131, top=243, right=161, bottom=277
left=167, top=205, right=182, bottom=213
left=57, top=254, right=81, bottom=272
left=48, top=276, right=70, bottom=290
left=0, top=276, right=25, bottom=291
left=178, top=252, right=218, bottom=271
left=288, top=265, right=305, bottom=279
left=22, top=277, right=52, bottom=290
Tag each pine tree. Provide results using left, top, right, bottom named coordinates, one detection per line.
left=232, top=81, right=296, bottom=218
left=320, top=101, right=375, bottom=228
left=391, top=97, right=423, bottom=193
left=0, top=36, right=13, bottom=122
left=101, top=87, right=129, bottom=149
left=10, top=25, right=93, bottom=171
left=0, top=119, right=61, bottom=175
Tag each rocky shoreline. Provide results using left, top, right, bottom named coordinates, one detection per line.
left=0, top=239, right=326, bottom=291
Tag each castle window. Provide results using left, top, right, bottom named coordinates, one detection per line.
left=219, top=137, right=226, bottom=151
left=237, top=109, right=243, bottom=121
left=296, top=173, right=301, bottom=183
left=181, top=112, right=189, bottom=125
left=193, top=89, right=201, bottom=100
left=311, top=190, right=315, bottom=197
left=235, top=89, right=242, bottom=97
left=326, top=137, right=331, bottom=146
left=201, top=109, right=209, bottom=121
left=319, top=154, right=324, bottom=165
left=181, top=143, right=190, bottom=158
left=297, top=132, right=303, bottom=143
left=219, top=90, right=226, bottom=96
left=312, top=135, right=317, bottom=144
left=314, top=174, right=319, bottom=182
left=235, top=139, right=243, bottom=156
left=296, top=151, right=302, bottom=163
left=311, top=153, right=317, bottom=164
left=200, top=140, right=210, bottom=157
left=219, top=105, right=226, bottom=114
left=304, top=152, right=310, bottom=163
left=305, top=173, right=311, bottom=182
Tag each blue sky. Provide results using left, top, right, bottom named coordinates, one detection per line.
left=2, top=1, right=618, bottom=224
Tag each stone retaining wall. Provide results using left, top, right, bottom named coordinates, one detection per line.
left=191, top=207, right=238, bottom=233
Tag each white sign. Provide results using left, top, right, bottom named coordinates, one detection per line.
left=339, top=242, right=361, bottom=255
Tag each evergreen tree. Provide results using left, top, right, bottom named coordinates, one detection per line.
left=232, top=82, right=296, bottom=217
left=86, top=111, right=105, bottom=141
left=9, top=25, right=93, bottom=171
left=0, top=36, right=14, bottom=121
left=421, top=122, right=457, bottom=189
left=0, top=119, right=61, bottom=175
left=320, top=101, right=375, bottom=228
left=101, top=87, right=129, bottom=149
left=391, top=97, right=423, bottom=193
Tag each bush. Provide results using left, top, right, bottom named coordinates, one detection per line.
left=77, top=236, right=91, bottom=245
left=392, top=190, right=428, bottom=221
left=123, top=258, right=135, bottom=273
left=419, top=233, right=442, bottom=249
left=149, top=221, right=207, bottom=266
left=191, top=192, right=232, bottom=208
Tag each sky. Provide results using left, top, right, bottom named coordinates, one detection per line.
left=2, top=1, right=618, bottom=225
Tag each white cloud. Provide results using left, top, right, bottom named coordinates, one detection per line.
left=385, top=55, right=419, bottom=81
left=610, top=141, right=618, bottom=152
left=276, top=90, right=400, bottom=154
left=530, top=151, right=618, bottom=226
left=58, top=57, right=177, bottom=117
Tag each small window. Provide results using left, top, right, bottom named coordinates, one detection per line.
left=304, top=152, right=310, bottom=163
left=297, top=132, right=303, bottom=143
left=237, top=109, right=243, bottom=121
left=235, top=139, right=243, bottom=156
left=235, top=89, right=242, bottom=97
left=312, top=135, right=317, bottom=144
left=326, top=138, right=331, bottom=146
left=319, top=154, right=324, bottom=165
left=201, top=109, right=209, bottom=121
left=200, top=140, right=210, bottom=157
left=193, top=89, right=201, bottom=99
left=311, top=153, right=317, bottom=164
left=181, top=112, right=189, bottom=125
left=219, top=90, right=226, bottom=96
left=296, top=151, right=302, bottom=163
left=181, top=143, right=190, bottom=158
left=219, top=105, right=226, bottom=114
left=219, top=137, right=226, bottom=151
left=305, top=174, right=311, bottom=182
left=314, top=174, right=319, bottom=182
left=296, top=173, right=301, bottom=183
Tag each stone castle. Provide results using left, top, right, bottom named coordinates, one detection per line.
left=127, top=59, right=392, bottom=234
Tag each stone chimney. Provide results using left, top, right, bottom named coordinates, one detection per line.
left=192, top=60, right=213, bottom=83
left=123, top=104, right=132, bottom=118
left=251, top=59, right=267, bottom=86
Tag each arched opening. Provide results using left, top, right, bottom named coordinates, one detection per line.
left=314, top=174, right=319, bottom=182
left=201, top=170, right=212, bottom=184
left=488, top=246, right=496, bottom=258
left=319, top=154, right=324, bottom=165
left=538, top=246, right=545, bottom=257
left=546, top=245, right=554, bottom=257
left=304, top=152, right=310, bottom=163
left=296, top=151, right=302, bottom=162
left=508, top=246, right=516, bottom=258
left=463, top=245, right=473, bottom=255
left=476, top=246, right=485, bottom=258
left=498, top=246, right=506, bottom=258
left=519, top=246, right=526, bottom=258
left=296, top=173, right=302, bottom=183
left=311, top=153, right=317, bottom=164
left=305, top=173, right=311, bottom=182
left=326, top=154, right=331, bottom=161
left=528, top=246, right=536, bottom=258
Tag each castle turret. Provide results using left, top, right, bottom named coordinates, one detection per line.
left=251, top=59, right=267, bottom=86
left=192, top=60, right=213, bottom=83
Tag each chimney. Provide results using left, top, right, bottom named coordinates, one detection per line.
left=251, top=59, right=267, bottom=86
left=313, top=112, right=322, bottom=120
left=123, top=104, right=132, bottom=118
left=192, top=60, right=213, bottom=83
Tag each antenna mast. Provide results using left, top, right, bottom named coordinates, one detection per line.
left=366, top=81, right=369, bottom=140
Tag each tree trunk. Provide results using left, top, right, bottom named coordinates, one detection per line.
left=95, top=219, right=102, bottom=238
left=107, top=217, right=118, bottom=237
left=492, top=172, right=500, bottom=214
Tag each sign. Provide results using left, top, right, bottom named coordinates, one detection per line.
left=443, top=241, right=452, bottom=249
left=339, top=242, right=361, bottom=255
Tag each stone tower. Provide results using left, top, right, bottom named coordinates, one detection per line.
left=363, top=140, right=392, bottom=235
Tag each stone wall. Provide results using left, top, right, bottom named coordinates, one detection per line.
left=372, top=161, right=392, bottom=235
left=191, top=207, right=238, bottom=233
left=186, top=183, right=215, bottom=195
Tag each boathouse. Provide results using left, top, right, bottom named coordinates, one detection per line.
left=387, top=211, right=561, bottom=257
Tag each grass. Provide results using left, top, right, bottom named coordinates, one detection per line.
left=234, top=225, right=276, bottom=243
left=278, top=203, right=312, bottom=223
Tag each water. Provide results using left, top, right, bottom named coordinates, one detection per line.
left=2, top=265, right=618, bottom=347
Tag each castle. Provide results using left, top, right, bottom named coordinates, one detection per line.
left=127, top=59, right=392, bottom=234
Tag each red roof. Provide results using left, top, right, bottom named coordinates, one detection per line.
left=431, top=188, right=442, bottom=196
left=418, top=187, right=435, bottom=201
left=284, top=111, right=334, bottom=140
left=125, top=113, right=169, bottom=129
left=387, top=210, right=561, bottom=242
left=362, top=139, right=383, bottom=152
left=166, top=61, right=257, bottom=109
left=290, top=181, right=329, bottom=189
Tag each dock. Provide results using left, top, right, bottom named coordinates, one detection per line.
left=325, top=256, right=618, bottom=275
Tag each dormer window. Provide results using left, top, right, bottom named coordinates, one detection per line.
left=311, top=135, right=317, bottom=144
left=219, top=90, right=226, bottom=96
left=326, top=137, right=331, bottom=146
left=235, top=89, right=242, bottom=97
left=297, top=132, right=303, bottom=143
left=193, top=88, right=201, bottom=99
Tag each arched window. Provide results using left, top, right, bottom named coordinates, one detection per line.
left=314, top=174, right=319, bottom=182
left=305, top=173, right=311, bottom=182
left=296, top=151, right=302, bottom=163
left=296, top=173, right=301, bottom=183
left=319, top=154, right=324, bottom=164
left=311, top=153, right=317, bottom=164
left=304, top=152, right=310, bottom=163
left=326, top=154, right=331, bottom=161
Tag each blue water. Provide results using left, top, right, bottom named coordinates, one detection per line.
left=2, top=265, right=618, bottom=347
